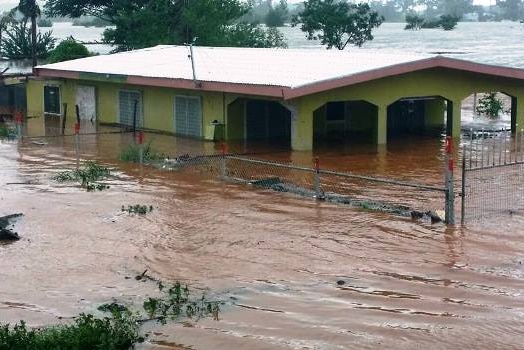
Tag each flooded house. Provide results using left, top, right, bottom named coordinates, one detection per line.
left=26, top=45, right=524, bottom=150
left=0, top=74, right=27, bottom=121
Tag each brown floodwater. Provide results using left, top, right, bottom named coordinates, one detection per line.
left=1, top=118, right=523, bottom=349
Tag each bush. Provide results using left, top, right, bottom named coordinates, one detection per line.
left=421, top=18, right=441, bottom=28
left=0, top=125, right=17, bottom=140
left=440, top=14, right=460, bottom=30
left=476, top=93, right=505, bottom=119
left=37, top=18, right=53, bottom=28
left=48, top=39, right=91, bottom=63
left=53, top=161, right=111, bottom=191
left=118, top=141, right=164, bottom=163
left=0, top=312, right=141, bottom=350
left=72, top=17, right=110, bottom=28
left=404, top=14, right=424, bottom=30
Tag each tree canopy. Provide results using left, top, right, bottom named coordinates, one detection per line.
left=48, top=38, right=92, bottom=63
left=44, top=0, right=287, bottom=51
left=292, top=0, right=384, bottom=50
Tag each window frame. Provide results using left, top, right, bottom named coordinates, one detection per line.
left=43, top=84, right=62, bottom=115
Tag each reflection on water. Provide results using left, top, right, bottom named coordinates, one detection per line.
left=1, top=115, right=523, bottom=349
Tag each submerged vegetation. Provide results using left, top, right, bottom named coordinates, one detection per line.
left=122, top=204, right=153, bottom=215
left=0, top=312, right=141, bottom=350
left=476, top=93, right=505, bottom=118
left=118, top=141, right=163, bottom=163
left=0, top=279, right=221, bottom=349
left=53, top=161, right=110, bottom=191
left=0, top=125, right=17, bottom=140
left=405, top=13, right=460, bottom=30
left=143, top=281, right=221, bottom=323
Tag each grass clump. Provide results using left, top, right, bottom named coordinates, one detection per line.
left=122, top=205, right=153, bottom=215
left=143, top=281, right=220, bottom=324
left=118, top=141, right=164, bottom=163
left=54, top=161, right=110, bottom=191
left=0, top=312, right=142, bottom=350
left=0, top=125, right=17, bottom=140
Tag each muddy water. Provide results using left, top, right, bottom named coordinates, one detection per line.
left=1, top=122, right=524, bottom=349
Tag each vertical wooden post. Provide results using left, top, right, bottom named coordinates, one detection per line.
left=445, top=136, right=455, bottom=225
left=61, top=103, right=68, bottom=135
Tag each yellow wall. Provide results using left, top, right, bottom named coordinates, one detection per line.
left=26, top=78, right=227, bottom=140
left=26, top=67, right=524, bottom=150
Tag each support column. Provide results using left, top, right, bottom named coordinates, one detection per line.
left=510, top=96, right=524, bottom=134
left=446, top=99, right=462, bottom=138
left=290, top=102, right=313, bottom=151
left=376, top=104, right=387, bottom=145
left=425, top=98, right=446, bottom=131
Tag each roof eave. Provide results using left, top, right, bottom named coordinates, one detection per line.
left=283, top=56, right=524, bottom=100
left=34, top=68, right=289, bottom=99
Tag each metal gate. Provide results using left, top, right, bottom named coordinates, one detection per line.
left=119, top=90, right=142, bottom=128
left=461, top=130, right=524, bottom=223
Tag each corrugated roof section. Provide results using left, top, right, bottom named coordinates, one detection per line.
left=36, top=45, right=428, bottom=88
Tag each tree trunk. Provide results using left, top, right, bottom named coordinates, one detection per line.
left=31, top=14, right=37, bottom=67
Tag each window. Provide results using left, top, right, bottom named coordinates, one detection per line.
left=174, top=96, right=202, bottom=137
left=119, top=90, right=142, bottom=127
left=326, top=102, right=345, bottom=121
left=44, top=86, right=60, bottom=114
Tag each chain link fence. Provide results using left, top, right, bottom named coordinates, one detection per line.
left=462, top=130, right=524, bottom=223
left=4, top=114, right=454, bottom=223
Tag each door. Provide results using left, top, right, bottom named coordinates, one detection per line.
left=75, top=86, right=96, bottom=121
left=174, top=96, right=202, bottom=137
left=119, top=90, right=143, bottom=127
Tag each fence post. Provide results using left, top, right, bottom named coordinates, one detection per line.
left=313, top=157, right=323, bottom=199
left=74, top=121, right=80, bottom=168
left=445, top=136, right=455, bottom=225
left=15, top=110, right=23, bottom=139
left=461, top=143, right=466, bottom=225
left=137, top=131, right=144, bottom=165
left=220, top=143, right=228, bottom=179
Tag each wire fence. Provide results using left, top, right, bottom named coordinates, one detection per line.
left=5, top=115, right=454, bottom=223
left=152, top=151, right=450, bottom=221
left=462, top=130, right=524, bottom=223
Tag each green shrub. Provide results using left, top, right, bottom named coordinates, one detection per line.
left=404, top=14, right=424, bottom=30
left=440, top=14, right=460, bottom=30
left=0, top=125, right=17, bottom=140
left=0, top=312, right=141, bottom=350
left=37, top=18, right=53, bottom=28
left=0, top=20, right=56, bottom=59
left=421, top=18, right=441, bottom=28
left=48, top=39, right=91, bottom=63
left=476, top=93, right=505, bottom=119
left=53, top=161, right=110, bottom=191
left=118, top=141, right=163, bottom=163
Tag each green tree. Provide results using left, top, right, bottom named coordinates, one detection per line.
left=0, top=11, right=17, bottom=57
left=496, top=0, right=524, bottom=20
left=0, top=18, right=55, bottom=59
left=265, top=0, right=289, bottom=27
left=439, top=14, right=460, bottom=29
left=292, top=0, right=384, bottom=50
left=49, top=38, right=91, bottom=63
left=16, top=0, right=41, bottom=67
left=44, top=0, right=286, bottom=51
left=404, top=13, right=424, bottom=29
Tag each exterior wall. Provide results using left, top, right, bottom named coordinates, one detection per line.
left=289, top=68, right=524, bottom=149
left=26, top=67, right=524, bottom=150
left=26, top=78, right=227, bottom=140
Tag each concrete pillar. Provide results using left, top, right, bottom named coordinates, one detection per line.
left=291, top=102, right=313, bottom=151
left=446, top=99, right=462, bottom=138
left=376, top=104, right=387, bottom=145
left=425, top=98, right=446, bottom=130
left=510, top=96, right=524, bottom=133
